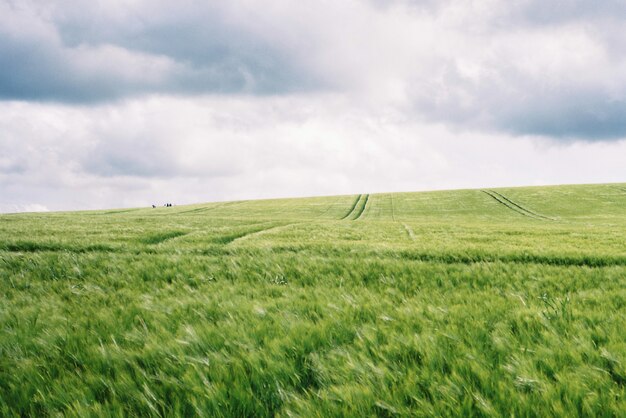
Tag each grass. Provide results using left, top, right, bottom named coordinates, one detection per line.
left=0, top=183, right=625, bottom=417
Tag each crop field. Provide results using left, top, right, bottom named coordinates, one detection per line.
left=1, top=183, right=625, bottom=417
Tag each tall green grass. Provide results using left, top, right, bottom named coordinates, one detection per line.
left=1, top=183, right=625, bottom=416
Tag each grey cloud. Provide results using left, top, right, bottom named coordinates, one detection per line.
left=57, top=5, right=261, bottom=67
left=0, top=1, right=320, bottom=102
left=57, top=4, right=317, bottom=94
left=401, top=6, right=626, bottom=140
left=411, top=61, right=626, bottom=140
left=0, top=35, right=158, bottom=102
left=500, top=94, right=626, bottom=140
left=513, top=0, right=626, bottom=25
left=382, top=0, right=626, bottom=25
left=3, top=0, right=626, bottom=142
left=0, top=158, right=26, bottom=174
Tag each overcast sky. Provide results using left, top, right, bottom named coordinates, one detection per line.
left=1, top=0, right=625, bottom=212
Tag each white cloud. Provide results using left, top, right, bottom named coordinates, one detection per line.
left=1, top=0, right=626, bottom=211
left=3, top=0, right=626, bottom=138
left=0, top=95, right=625, bottom=212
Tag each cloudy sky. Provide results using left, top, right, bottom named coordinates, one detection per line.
left=1, top=0, right=625, bottom=212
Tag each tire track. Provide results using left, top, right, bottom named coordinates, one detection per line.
left=482, top=190, right=537, bottom=219
left=482, top=190, right=554, bottom=220
left=174, top=206, right=221, bottom=215
left=340, top=194, right=362, bottom=220
left=172, top=207, right=214, bottom=215
left=227, top=223, right=301, bottom=245
left=141, top=231, right=188, bottom=245
left=101, top=208, right=141, bottom=215
left=354, top=194, right=370, bottom=220
left=173, top=201, right=240, bottom=215
left=490, top=190, right=555, bottom=220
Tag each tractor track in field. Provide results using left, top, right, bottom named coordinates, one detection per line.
left=173, top=201, right=242, bottom=215
left=482, top=190, right=554, bottom=221
left=148, top=203, right=230, bottom=217
left=490, top=191, right=556, bottom=220
left=174, top=206, right=222, bottom=215
left=227, top=223, right=302, bottom=245
left=101, top=208, right=141, bottom=215
left=340, top=194, right=363, bottom=220
left=141, top=231, right=189, bottom=245
left=339, top=193, right=370, bottom=220
left=354, top=194, right=370, bottom=220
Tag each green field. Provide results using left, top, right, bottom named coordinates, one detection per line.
left=1, top=183, right=625, bottom=417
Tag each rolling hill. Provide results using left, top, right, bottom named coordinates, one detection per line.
left=1, top=183, right=625, bottom=416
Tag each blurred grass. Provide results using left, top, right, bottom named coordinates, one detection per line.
left=0, top=183, right=625, bottom=416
